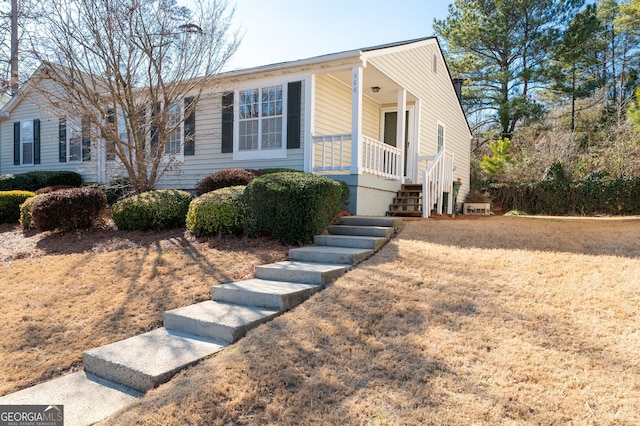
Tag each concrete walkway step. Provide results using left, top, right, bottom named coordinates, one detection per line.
left=340, top=215, right=403, bottom=228
left=164, top=300, right=280, bottom=343
left=0, top=371, right=141, bottom=426
left=255, top=261, right=349, bottom=285
left=289, top=246, right=374, bottom=265
left=314, top=234, right=387, bottom=250
left=83, top=328, right=227, bottom=393
left=327, top=224, right=394, bottom=238
left=210, top=278, right=321, bottom=311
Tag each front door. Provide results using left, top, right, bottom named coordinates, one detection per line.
left=382, top=107, right=415, bottom=181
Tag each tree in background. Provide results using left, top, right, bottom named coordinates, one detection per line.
left=434, top=0, right=583, bottom=139
left=30, top=0, right=240, bottom=193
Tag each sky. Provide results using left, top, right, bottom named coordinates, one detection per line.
left=224, top=0, right=452, bottom=71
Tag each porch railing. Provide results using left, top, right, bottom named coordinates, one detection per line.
left=312, top=133, right=402, bottom=180
left=312, top=134, right=352, bottom=172
left=421, top=150, right=454, bottom=218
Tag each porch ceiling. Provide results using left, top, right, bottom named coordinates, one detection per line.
left=326, top=65, right=418, bottom=105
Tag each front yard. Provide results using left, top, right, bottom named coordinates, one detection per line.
left=2, top=216, right=640, bottom=424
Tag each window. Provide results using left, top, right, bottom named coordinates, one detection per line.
left=59, top=117, right=90, bottom=163
left=437, top=123, right=445, bottom=153
left=165, top=101, right=182, bottom=155
left=68, top=120, right=83, bottom=162
left=21, top=121, right=34, bottom=165
left=14, top=119, right=40, bottom=166
left=236, top=84, right=285, bottom=159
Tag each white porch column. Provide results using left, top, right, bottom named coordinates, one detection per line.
left=397, top=88, right=407, bottom=183
left=351, top=66, right=363, bottom=175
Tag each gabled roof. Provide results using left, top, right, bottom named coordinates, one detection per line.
left=218, top=36, right=437, bottom=79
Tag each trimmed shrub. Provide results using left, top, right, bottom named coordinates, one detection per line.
left=0, top=190, right=35, bottom=223
left=196, top=168, right=261, bottom=196
left=35, top=185, right=76, bottom=195
left=30, top=187, right=107, bottom=232
left=244, top=172, right=343, bottom=244
left=336, top=180, right=350, bottom=206
left=19, top=194, right=45, bottom=229
left=0, top=171, right=81, bottom=191
left=258, top=168, right=304, bottom=175
left=186, top=186, right=246, bottom=237
left=490, top=176, right=640, bottom=215
left=112, top=189, right=194, bottom=231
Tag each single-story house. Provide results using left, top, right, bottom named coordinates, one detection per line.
left=0, top=36, right=471, bottom=216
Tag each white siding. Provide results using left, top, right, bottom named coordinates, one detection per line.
left=137, top=79, right=307, bottom=190
left=368, top=41, right=472, bottom=199
left=0, top=80, right=100, bottom=182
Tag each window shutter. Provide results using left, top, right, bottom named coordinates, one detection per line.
left=82, top=116, right=91, bottom=161
left=287, top=81, right=302, bottom=149
left=150, top=102, right=160, bottom=156
left=184, top=97, right=195, bottom=156
left=13, top=122, right=20, bottom=165
left=221, top=91, right=234, bottom=153
left=33, top=119, right=41, bottom=164
left=59, top=118, right=67, bottom=163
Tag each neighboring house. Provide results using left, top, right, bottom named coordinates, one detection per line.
left=0, top=37, right=471, bottom=216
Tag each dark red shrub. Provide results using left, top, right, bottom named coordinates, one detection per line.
left=35, top=185, right=76, bottom=195
left=30, top=187, right=108, bottom=232
left=196, top=168, right=261, bottom=196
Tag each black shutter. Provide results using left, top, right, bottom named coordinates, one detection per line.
left=105, top=109, right=116, bottom=161
left=33, top=119, right=41, bottom=164
left=13, top=122, right=20, bottom=165
left=221, top=91, right=234, bottom=153
left=59, top=118, right=67, bottom=163
left=184, top=97, right=195, bottom=156
left=287, top=81, right=302, bottom=149
left=150, top=102, right=160, bottom=155
left=82, top=116, right=91, bottom=161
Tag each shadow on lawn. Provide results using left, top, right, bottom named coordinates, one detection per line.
left=401, top=216, right=640, bottom=258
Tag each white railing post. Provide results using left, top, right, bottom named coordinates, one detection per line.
left=397, top=89, right=406, bottom=183
left=351, top=66, right=363, bottom=175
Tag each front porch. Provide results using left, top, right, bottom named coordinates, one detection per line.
left=308, top=65, right=453, bottom=217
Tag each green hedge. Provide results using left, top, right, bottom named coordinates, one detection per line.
left=196, top=169, right=260, bottom=196
left=0, top=171, right=82, bottom=191
left=30, top=187, right=107, bottom=231
left=0, top=190, right=35, bottom=223
left=112, top=189, right=194, bottom=231
left=491, top=177, right=640, bottom=215
left=244, top=172, right=343, bottom=244
left=186, top=186, right=246, bottom=237
left=19, top=194, right=45, bottom=229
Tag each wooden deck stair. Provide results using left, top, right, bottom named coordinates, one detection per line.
left=387, top=183, right=423, bottom=217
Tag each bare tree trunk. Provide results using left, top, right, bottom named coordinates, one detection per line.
left=10, top=0, right=18, bottom=95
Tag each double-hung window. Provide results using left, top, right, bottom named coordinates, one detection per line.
left=235, top=84, right=285, bottom=159
left=59, top=117, right=90, bottom=163
left=21, top=121, right=34, bottom=165
left=67, top=120, right=83, bottom=162
left=166, top=101, right=182, bottom=155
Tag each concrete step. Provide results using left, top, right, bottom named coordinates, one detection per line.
left=164, top=301, right=279, bottom=343
left=289, top=246, right=374, bottom=265
left=255, top=261, right=349, bottom=285
left=327, top=225, right=394, bottom=238
left=83, top=328, right=227, bottom=393
left=314, top=234, right=387, bottom=250
left=340, top=216, right=402, bottom=229
left=210, top=279, right=321, bottom=311
left=0, top=371, right=141, bottom=426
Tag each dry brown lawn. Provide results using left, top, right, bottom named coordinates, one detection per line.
left=100, top=216, right=640, bottom=425
left=2, top=217, right=639, bottom=425
left=0, top=224, right=288, bottom=397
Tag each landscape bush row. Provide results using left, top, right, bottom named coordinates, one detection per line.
left=2, top=169, right=348, bottom=245
left=488, top=163, right=640, bottom=215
